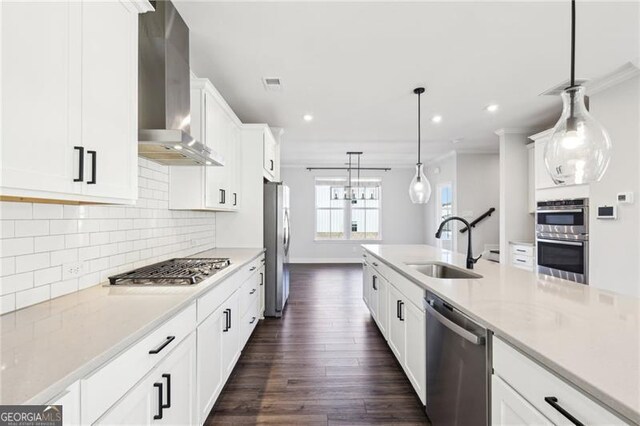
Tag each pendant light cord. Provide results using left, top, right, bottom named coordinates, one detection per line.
left=417, top=91, right=422, bottom=165
left=570, top=0, right=576, bottom=87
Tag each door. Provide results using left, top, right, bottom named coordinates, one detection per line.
left=387, top=285, right=405, bottom=363
left=491, top=375, right=553, bottom=425
left=156, top=333, right=197, bottom=425
left=221, top=291, right=240, bottom=379
left=80, top=0, right=137, bottom=200
left=376, top=275, right=389, bottom=339
left=196, top=306, right=226, bottom=423
left=435, top=182, right=454, bottom=251
left=404, top=301, right=426, bottom=404
left=1, top=1, right=80, bottom=196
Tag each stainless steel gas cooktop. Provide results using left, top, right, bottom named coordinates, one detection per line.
left=108, top=258, right=231, bottom=286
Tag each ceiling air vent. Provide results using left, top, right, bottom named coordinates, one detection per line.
left=539, top=78, right=588, bottom=96
left=263, top=77, right=282, bottom=91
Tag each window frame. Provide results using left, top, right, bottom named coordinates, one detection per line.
left=313, top=177, right=382, bottom=242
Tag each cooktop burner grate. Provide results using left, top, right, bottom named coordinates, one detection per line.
left=108, top=258, right=231, bottom=286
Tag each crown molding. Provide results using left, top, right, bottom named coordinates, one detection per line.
left=587, top=60, right=640, bottom=95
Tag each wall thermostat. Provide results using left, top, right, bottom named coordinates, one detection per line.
left=597, top=205, right=617, bottom=220
left=617, top=192, right=634, bottom=204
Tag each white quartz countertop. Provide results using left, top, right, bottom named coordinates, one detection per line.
left=362, top=244, right=639, bottom=424
left=0, top=247, right=264, bottom=406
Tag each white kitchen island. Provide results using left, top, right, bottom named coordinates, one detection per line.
left=362, top=244, right=639, bottom=425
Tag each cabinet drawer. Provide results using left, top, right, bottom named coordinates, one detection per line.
left=493, top=337, right=626, bottom=425
left=238, top=271, right=260, bottom=319
left=81, top=303, right=196, bottom=425
left=198, top=272, right=242, bottom=323
left=240, top=296, right=260, bottom=348
left=511, top=244, right=534, bottom=257
left=511, top=254, right=534, bottom=268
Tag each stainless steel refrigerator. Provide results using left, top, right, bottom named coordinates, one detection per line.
left=263, top=182, right=290, bottom=317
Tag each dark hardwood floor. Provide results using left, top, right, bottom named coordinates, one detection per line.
left=205, top=264, right=429, bottom=425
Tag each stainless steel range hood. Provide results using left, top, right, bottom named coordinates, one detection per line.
left=138, top=1, right=223, bottom=166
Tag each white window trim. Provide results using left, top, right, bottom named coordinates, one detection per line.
left=313, top=178, right=382, bottom=242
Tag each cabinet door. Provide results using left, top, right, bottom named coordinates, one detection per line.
left=96, top=370, right=156, bottom=425
left=1, top=1, right=80, bottom=196
left=197, top=306, right=226, bottom=423
left=362, top=264, right=371, bottom=308
left=263, top=129, right=276, bottom=179
left=527, top=144, right=536, bottom=213
left=80, top=1, right=137, bottom=201
left=369, top=273, right=379, bottom=321
left=404, top=301, right=426, bottom=404
left=221, top=291, right=240, bottom=379
left=259, top=267, right=265, bottom=317
left=387, top=285, right=405, bottom=363
left=491, top=375, right=553, bottom=426
left=156, top=333, right=197, bottom=426
left=376, top=275, right=389, bottom=340
left=204, top=92, right=226, bottom=209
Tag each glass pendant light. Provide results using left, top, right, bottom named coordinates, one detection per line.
left=544, top=0, right=611, bottom=185
left=409, top=87, right=432, bottom=203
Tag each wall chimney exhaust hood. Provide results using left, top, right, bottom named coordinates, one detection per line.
left=138, top=1, right=223, bottom=166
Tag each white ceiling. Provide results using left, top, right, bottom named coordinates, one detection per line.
left=174, top=1, right=640, bottom=166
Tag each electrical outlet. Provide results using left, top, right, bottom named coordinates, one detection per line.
left=63, top=261, right=84, bottom=280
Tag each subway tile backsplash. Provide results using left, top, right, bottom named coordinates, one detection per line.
left=0, top=158, right=216, bottom=314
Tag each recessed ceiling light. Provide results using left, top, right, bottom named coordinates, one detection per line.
left=431, top=115, right=442, bottom=123
left=303, top=114, right=313, bottom=122
left=485, top=104, right=499, bottom=113
left=173, top=144, right=183, bottom=150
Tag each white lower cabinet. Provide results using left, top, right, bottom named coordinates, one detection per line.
left=48, top=381, right=81, bottom=426
left=364, top=257, right=427, bottom=406
left=492, top=337, right=627, bottom=425
left=97, top=332, right=197, bottom=425
left=492, top=375, right=553, bottom=425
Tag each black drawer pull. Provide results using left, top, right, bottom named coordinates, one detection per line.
left=250, top=266, right=257, bottom=271
left=250, top=316, right=256, bottom=324
left=396, top=300, right=401, bottom=319
left=372, top=262, right=379, bottom=267
left=162, top=374, right=171, bottom=409
left=87, top=150, right=97, bottom=184
left=399, top=301, right=405, bottom=321
left=259, top=272, right=264, bottom=286
left=153, top=382, right=163, bottom=420
left=517, top=259, right=526, bottom=263
left=233, top=192, right=237, bottom=206
left=219, top=189, right=226, bottom=204
left=149, top=336, right=175, bottom=354
left=223, top=309, right=230, bottom=332
left=270, top=159, right=274, bottom=171
left=73, top=146, right=84, bottom=182
left=544, top=397, right=584, bottom=426
left=372, top=275, right=377, bottom=290
left=516, top=249, right=526, bottom=253
left=250, top=289, right=256, bottom=295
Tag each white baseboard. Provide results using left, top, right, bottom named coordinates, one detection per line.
left=289, top=257, right=362, bottom=264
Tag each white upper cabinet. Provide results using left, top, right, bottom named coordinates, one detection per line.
left=262, top=127, right=281, bottom=182
left=169, top=77, right=242, bottom=211
left=0, top=0, right=150, bottom=204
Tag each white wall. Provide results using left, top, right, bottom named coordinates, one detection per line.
left=497, top=130, right=535, bottom=263
left=456, top=153, right=500, bottom=256
left=588, top=75, right=640, bottom=296
left=0, top=158, right=217, bottom=314
left=281, top=167, right=425, bottom=262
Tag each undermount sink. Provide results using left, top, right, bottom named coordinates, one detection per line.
left=406, top=262, right=483, bottom=280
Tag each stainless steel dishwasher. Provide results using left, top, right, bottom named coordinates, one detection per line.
left=424, top=291, right=490, bottom=425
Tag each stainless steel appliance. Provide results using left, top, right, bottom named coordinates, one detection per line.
left=137, top=1, right=223, bottom=166
left=108, top=258, right=231, bottom=286
left=536, top=198, right=589, bottom=284
left=424, top=292, right=490, bottom=425
left=264, top=182, right=290, bottom=317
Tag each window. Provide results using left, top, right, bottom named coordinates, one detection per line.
left=436, top=182, right=454, bottom=250
left=315, top=178, right=381, bottom=240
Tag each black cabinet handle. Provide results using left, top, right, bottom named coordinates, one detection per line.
left=73, top=146, right=84, bottom=182
left=250, top=289, right=256, bottom=295
left=270, top=159, right=274, bottom=171
left=372, top=262, right=379, bottom=267
left=219, top=189, right=226, bottom=204
left=544, top=397, right=583, bottom=426
left=516, top=259, right=526, bottom=263
left=223, top=309, right=230, bottom=332
left=372, top=275, right=377, bottom=290
left=250, top=316, right=256, bottom=324
left=162, top=374, right=171, bottom=409
left=149, top=336, right=175, bottom=354
left=233, top=192, right=237, bottom=206
left=259, top=272, right=264, bottom=286
left=399, top=301, right=405, bottom=321
left=87, top=150, right=97, bottom=184
left=396, top=300, right=401, bottom=319
left=516, top=249, right=526, bottom=253
left=250, top=266, right=257, bottom=271
left=153, top=382, right=163, bottom=420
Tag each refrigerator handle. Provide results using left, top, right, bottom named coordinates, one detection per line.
left=284, top=210, right=291, bottom=256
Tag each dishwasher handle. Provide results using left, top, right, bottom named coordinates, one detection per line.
left=424, top=298, right=485, bottom=346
